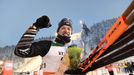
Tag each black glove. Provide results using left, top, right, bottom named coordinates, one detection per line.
left=33, top=15, right=51, bottom=29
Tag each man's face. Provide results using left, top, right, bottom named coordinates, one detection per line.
left=57, top=25, right=72, bottom=37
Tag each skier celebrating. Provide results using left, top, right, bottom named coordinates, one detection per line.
left=14, top=15, right=74, bottom=75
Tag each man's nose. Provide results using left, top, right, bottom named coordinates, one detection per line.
left=64, top=28, right=69, bottom=32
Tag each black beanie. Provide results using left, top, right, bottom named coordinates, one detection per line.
left=57, top=18, right=72, bottom=32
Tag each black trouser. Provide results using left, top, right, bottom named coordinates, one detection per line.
left=64, top=73, right=86, bottom=75
left=109, top=71, right=114, bottom=75
left=64, top=69, right=86, bottom=75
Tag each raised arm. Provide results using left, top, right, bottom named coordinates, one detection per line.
left=14, top=15, right=52, bottom=57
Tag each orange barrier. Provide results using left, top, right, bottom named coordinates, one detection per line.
left=80, top=0, right=134, bottom=72
left=80, top=16, right=128, bottom=72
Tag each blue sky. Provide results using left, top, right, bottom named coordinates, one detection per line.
left=0, top=0, right=131, bottom=47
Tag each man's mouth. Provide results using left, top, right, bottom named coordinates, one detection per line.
left=62, top=33, right=70, bottom=36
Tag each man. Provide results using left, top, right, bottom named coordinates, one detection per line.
left=14, top=15, right=73, bottom=75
